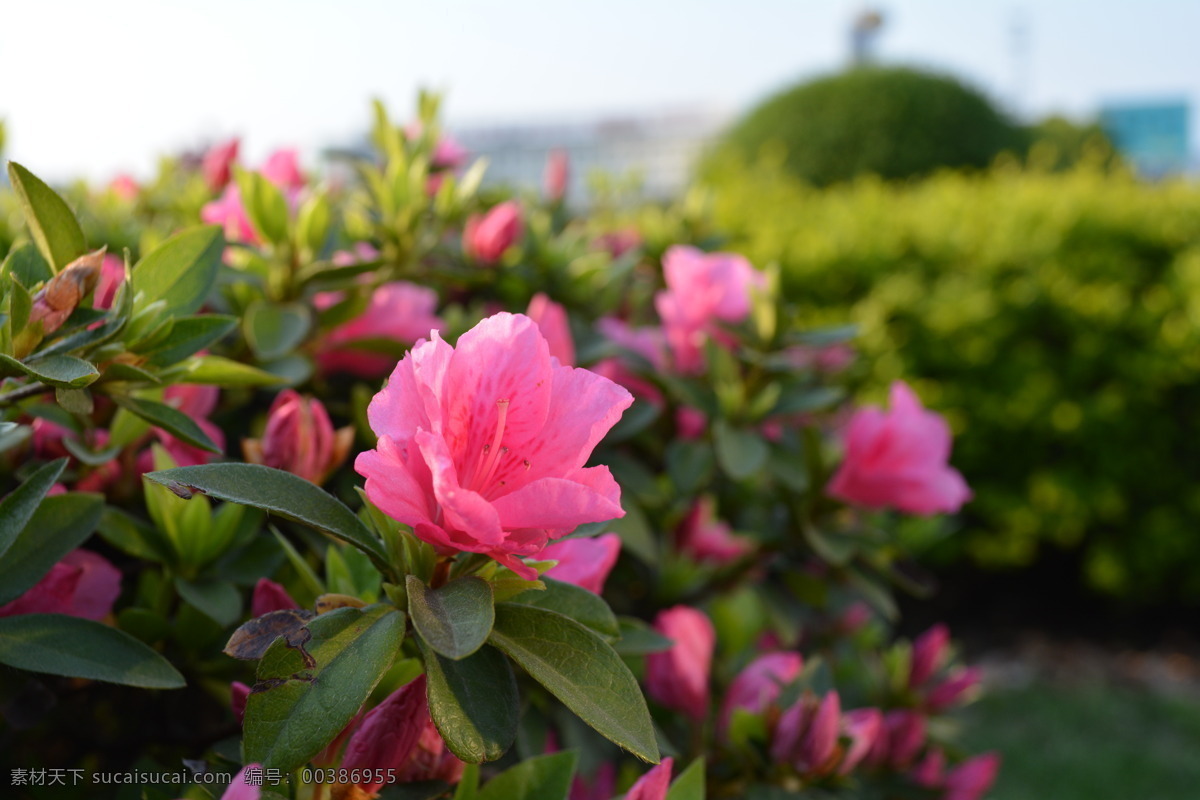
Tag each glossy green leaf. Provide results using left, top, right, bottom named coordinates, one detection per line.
left=0, top=354, right=99, bottom=387
left=0, top=458, right=67, bottom=559
left=476, top=751, right=577, bottom=800
left=2, top=242, right=53, bottom=287
left=771, top=385, right=844, bottom=416
left=244, top=604, right=405, bottom=772
left=665, top=759, right=706, bottom=800
left=408, top=575, right=494, bottom=660
left=0, top=493, right=106, bottom=605
left=8, top=274, right=31, bottom=335
left=714, top=420, right=769, bottom=480
left=296, top=192, right=332, bottom=253
left=508, top=578, right=619, bottom=639
left=0, top=614, right=185, bottom=688
left=7, top=163, right=87, bottom=272
left=114, top=396, right=220, bottom=453
left=141, top=315, right=237, bottom=367
left=244, top=301, right=312, bottom=361
left=172, top=354, right=286, bottom=387
left=612, top=617, right=675, bottom=655
left=175, top=578, right=241, bottom=627
left=132, top=225, right=224, bottom=316
left=236, top=171, right=290, bottom=245
left=144, top=464, right=389, bottom=569
left=97, top=507, right=172, bottom=563
left=423, top=643, right=519, bottom=763
left=488, top=604, right=658, bottom=763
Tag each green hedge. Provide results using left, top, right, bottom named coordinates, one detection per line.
left=704, top=155, right=1200, bottom=601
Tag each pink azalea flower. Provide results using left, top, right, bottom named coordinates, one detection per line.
left=201, top=185, right=260, bottom=245
left=910, top=623, right=951, bottom=688
left=0, top=550, right=121, bottom=620
left=315, top=282, right=444, bottom=378
left=242, top=391, right=352, bottom=485
left=541, top=533, right=622, bottom=594
left=718, top=651, right=804, bottom=738
left=943, top=752, right=1001, bottom=800
left=527, top=293, right=575, bottom=366
left=431, top=135, right=469, bottom=171
left=261, top=148, right=305, bottom=190
left=136, top=385, right=226, bottom=472
left=544, top=149, right=570, bottom=203
left=94, top=254, right=126, bottom=310
left=108, top=173, right=139, bottom=201
left=839, top=707, right=883, bottom=775
left=925, top=666, right=983, bottom=712
left=570, top=762, right=616, bottom=800
left=645, top=606, right=715, bottom=722
left=341, top=675, right=428, bottom=793
left=356, top=313, right=632, bottom=579
left=772, top=691, right=842, bottom=777
left=826, top=381, right=971, bottom=515
left=911, top=747, right=946, bottom=788
left=205, top=764, right=261, bottom=800
left=836, top=601, right=874, bottom=635
left=678, top=496, right=753, bottom=564
left=625, top=757, right=673, bottom=800
left=393, top=714, right=465, bottom=784
left=463, top=201, right=522, bottom=265
left=331, top=242, right=380, bottom=266
left=202, top=138, right=240, bottom=192
left=654, top=245, right=766, bottom=374
left=866, top=710, right=927, bottom=769
left=674, top=406, right=708, bottom=440
left=250, top=578, right=298, bottom=618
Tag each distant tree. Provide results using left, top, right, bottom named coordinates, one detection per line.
left=1024, top=114, right=1120, bottom=171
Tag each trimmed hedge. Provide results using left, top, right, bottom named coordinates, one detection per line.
left=704, top=155, right=1200, bottom=601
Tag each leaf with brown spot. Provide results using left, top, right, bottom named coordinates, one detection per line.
left=224, top=608, right=315, bottom=661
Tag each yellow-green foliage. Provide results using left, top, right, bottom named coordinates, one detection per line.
left=705, top=155, right=1200, bottom=600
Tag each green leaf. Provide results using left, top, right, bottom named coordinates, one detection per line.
left=97, top=507, right=171, bottom=563
left=665, top=759, right=706, bottom=800
left=771, top=386, right=844, bottom=416
left=0, top=353, right=99, bottom=387
left=296, top=192, right=332, bottom=253
left=236, top=171, right=290, bottom=245
left=174, top=577, right=242, bottom=627
left=55, top=386, right=93, bottom=415
left=477, top=751, right=577, bottom=800
left=0, top=458, right=67, bottom=560
left=132, top=225, right=224, bottom=316
left=0, top=493, right=105, bottom=606
left=7, top=163, right=87, bottom=272
left=8, top=274, right=31, bottom=334
left=612, top=617, right=675, bottom=655
left=488, top=604, right=658, bottom=763
left=172, top=354, right=286, bottom=387
left=99, top=363, right=161, bottom=385
left=2, top=242, right=53, bottom=287
left=508, top=578, right=619, bottom=639
left=113, top=396, right=220, bottom=453
left=144, top=464, right=389, bottom=570
left=714, top=420, right=769, bottom=480
left=423, top=643, right=519, bottom=764
left=244, top=604, right=405, bottom=772
left=0, top=614, right=185, bottom=688
left=140, top=315, right=237, bottom=367
left=244, top=301, right=312, bottom=361
left=408, top=575, right=494, bottom=660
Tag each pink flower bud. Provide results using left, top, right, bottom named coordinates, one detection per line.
left=94, top=254, right=126, bottom=311
left=230, top=681, right=250, bottom=726
left=772, top=691, right=842, bottom=776
left=719, top=651, right=803, bottom=738
left=395, top=715, right=465, bottom=784
left=836, top=601, right=873, bottom=635
left=675, top=407, right=708, bottom=440
left=839, top=707, right=883, bottom=775
left=0, top=549, right=120, bottom=620
left=341, top=675, right=428, bottom=792
left=541, top=534, right=621, bottom=594
left=463, top=201, right=522, bottom=265
left=203, top=138, right=240, bottom=191
left=527, top=293, right=575, bottom=366
left=108, top=173, right=139, bottom=201
left=544, top=149, right=569, bottom=203
left=570, top=762, right=616, bottom=800
left=911, top=747, right=946, bottom=788
left=250, top=578, right=298, bottom=618
left=220, top=763, right=263, bottom=800
left=926, top=666, right=982, bottom=712
left=943, top=752, right=1001, bottom=800
left=645, top=606, right=715, bottom=721
left=625, top=757, right=673, bottom=800
left=678, top=496, right=752, bottom=564
left=261, top=148, right=305, bottom=191
left=431, top=135, right=469, bottom=171
left=882, top=710, right=927, bottom=769
left=243, top=390, right=352, bottom=485
left=827, top=382, right=971, bottom=516
left=910, top=624, right=951, bottom=687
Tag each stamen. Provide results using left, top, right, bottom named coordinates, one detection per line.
left=473, top=399, right=510, bottom=491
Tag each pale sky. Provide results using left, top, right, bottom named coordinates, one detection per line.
left=2, top=0, right=1197, bottom=182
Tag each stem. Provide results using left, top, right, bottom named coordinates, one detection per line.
left=430, top=557, right=452, bottom=588
left=0, top=381, right=48, bottom=406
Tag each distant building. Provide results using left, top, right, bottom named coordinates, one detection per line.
left=1099, top=99, right=1190, bottom=178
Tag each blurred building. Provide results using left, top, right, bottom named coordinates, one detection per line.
left=1099, top=99, right=1190, bottom=178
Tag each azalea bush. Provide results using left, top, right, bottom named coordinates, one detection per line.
left=0, top=96, right=996, bottom=800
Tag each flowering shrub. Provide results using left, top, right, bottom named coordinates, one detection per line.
left=0, top=96, right=996, bottom=799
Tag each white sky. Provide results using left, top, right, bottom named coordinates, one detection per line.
left=2, top=0, right=1197, bottom=182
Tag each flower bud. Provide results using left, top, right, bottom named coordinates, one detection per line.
left=341, top=675, right=428, bottom=793
left=926, top=666, right=982, bottom=712
left=839, top=707, right=883, bottom=775
left=27, top=248, right=106, bottom=336
left=463, top=201, right=522, bottom=265
left=772, top=691, right=842, bottom=776
left=719, top=651, right=803, bottom=739
left=261, top=148, right=305, bottom=190
left=250, top=578, right=298, bottom=618
left=943, top=752, right=1001, bottom=800
left=231, top=681, right=250, bottom=726
left=543, top=149, right=569, bottom=203
left=910, top=623, right=951, bottom=687
left=243, top=390, right=353, bottom=485
left=625, top=757, right=673, bottom=800
left=203, top=138, right=240, bottom=191
left=645, top=606, right=715, bottom=722
left=678, top=496, right=752, bottom=564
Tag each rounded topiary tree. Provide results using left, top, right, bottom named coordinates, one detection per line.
left=721, top=66, right=1028, bottom=186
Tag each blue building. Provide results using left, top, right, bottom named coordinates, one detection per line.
left=1099, top=100, right=1190, bottom=177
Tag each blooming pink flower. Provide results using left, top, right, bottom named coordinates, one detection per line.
left=943, top=753, right=1001, bottom=800
left=202, top=138, right=240, bottom=192
left=261, top=148, right=305, bottom=190
left=201, top=185, right=260, bottom=245
left=925, top=666, right=982, bottom=712
left=250, top=578, right=298, bottom=618
left=527, top=293, right=575, bottom=366
left=341, top=675, right=428, bottom=792
left=356, top=313, right=632, bottom=579
left=243, top=391, right=352, bottom=485
left=544, top=149, right=569, bottom=203
left=678, top=496, right=753, bottom=564
left=654, top=246, right=766, bottom=374
left=910, top=623, right=951, bottom=687
left=772, top=691, right=842, bottom=776
left=826, top=381, right=971, bottom=515
left=463, top=201, right=522, bottom=265
left=108, top=173, right=139, bottom=201
left=719, top=651, right=804, bottom=738
left=541, top=533, right=622, bottom=594
left=625, top=757, right=673, bottom=800
left=315, top=282, right=444, bottom=378
left=839, top=707, right=883, bottom=775
left=0, top=550, right=120, bottom=620
left=94, top=254, right=126, bottom=310
left=645, top=606, right=715, bottom=721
